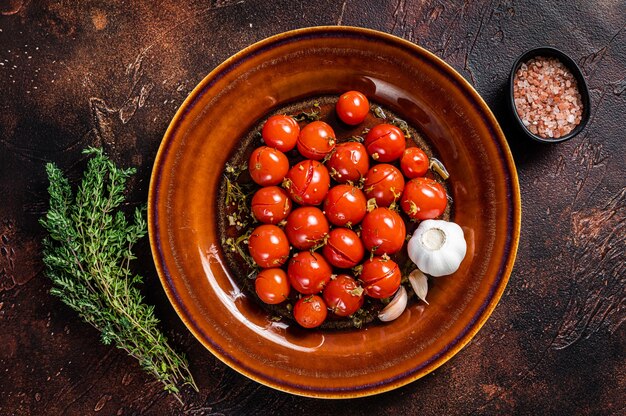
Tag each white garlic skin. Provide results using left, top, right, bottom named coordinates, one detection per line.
left=407, top=220, right=467, bottom=277
left=408, top=269, right=429, bottom=304
left=378, top=286, right=407, bottom=322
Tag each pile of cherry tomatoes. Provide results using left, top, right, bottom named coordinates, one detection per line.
left=245, top=91, right=448, bottom=328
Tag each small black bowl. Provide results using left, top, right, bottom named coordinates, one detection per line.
left=508, top=46, right=590, bottom=144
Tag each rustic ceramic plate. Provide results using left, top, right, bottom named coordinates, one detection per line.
left=148, top=26, right=521, bottom=398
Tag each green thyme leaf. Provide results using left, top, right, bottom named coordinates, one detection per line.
left=291, top=102, right=321, bottom=122
left=372, top=105, right=387, bottom=119
left=39, top=147, right=198, bottom=403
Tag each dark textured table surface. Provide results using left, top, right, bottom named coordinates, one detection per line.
left=1, top=1, right=624, bottom=415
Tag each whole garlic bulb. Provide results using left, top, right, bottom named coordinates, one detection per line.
left=407, top=219, right=467, bottom=277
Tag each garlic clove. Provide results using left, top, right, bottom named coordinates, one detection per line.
left=407, top=219, right=467, bottom=277
left=378, top=286, right=407, bottom=322
left=408, top=269, right=429, bottom=304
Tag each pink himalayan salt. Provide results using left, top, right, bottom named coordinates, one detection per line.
left=513, top=56, right=584, bottom=139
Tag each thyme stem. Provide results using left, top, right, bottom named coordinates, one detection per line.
left=40, top=147, right=198, bottom=401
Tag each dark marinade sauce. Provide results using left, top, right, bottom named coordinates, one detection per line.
left=217, top=96, right=451, bottom=330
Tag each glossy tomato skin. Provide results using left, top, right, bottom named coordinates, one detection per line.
left=284, top=207, right=329, bottom=250
left=336, top=91, right=369, bottom=125
left=293, top=295, right=328, bottom=328
left=255, top=268, right=290, bottom=305
left=323, top=275, right=364, bottom=317
left=360, top=208, right=406, bottom=255
left=401, top=177, right=447, bottom=220
left=322, top=184, right=367, bottom=227
left=363, top=164, right=405, bottom=207
left=251, top=186, right=292, bottom=224
left=261, top=115, right=300, bottom=152
left=248, top=224, right=290, bottom=268
left=326, top=142, right=369, bottom=183
left=284, top=160, right=330, bottom=205
left=248, top=146, right=289, bottom=186
left=297, top=121, right=336, bottom=160
left=364, top=124, right=406, bottom=162
left=287, top=251, right=332, bottom=295
left=360, top=257, right=401, bottom=299
left=400, top=147, right=429, bottom=178
left=322, top=228, right=364, bottom=268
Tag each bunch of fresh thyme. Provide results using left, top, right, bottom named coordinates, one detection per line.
left=40, top=147, right=197, bottom=401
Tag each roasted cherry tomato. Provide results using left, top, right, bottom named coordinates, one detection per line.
left=326, top=142, right=369, bottom=183
left=322, top=228, right=365, bottom=268
left=401, top=177, right=447, bottom=220
left=400, top=147, right=429, bottom=178
left=322, top=184, right=367, bottom=227
left=261, top=114, right=300, bottom=152
left=251, top=186, right=292, bottom=224
left=248, top=224, right=290, bottom=268
left=284, top=160, right=330, bottom=205
left=248, top=146, right=289, bottom=186
left=364, top=124, right=406, bottom=162
left=323, top=274, right=364, bottom=316
left=360, top=256, right=401, bottom=299
left=296, top=121, right=336, bottom=160
left=360, top=208, right=406, bottom=255
left=285, top=207, right=329, bottom=250
left=287, top=251, right=332, bottom=295
left=293, top=295, right=328, bottom=328
left=363, top=164, right=405, bottom=207
left=255, top=268, right=290, bottom=305
left=336, top=91, right=369, bottom=125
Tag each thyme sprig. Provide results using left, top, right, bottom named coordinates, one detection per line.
left=224, top=161, right=247, bottom=178
left=351, top=307, right=369, bottom=329
left=222, top=228, right=257, bottom=271
left=373, top=105, right=387, bottom=119
left=345, top=135, right=364, bottom=143
left=39, top=147, right=197, bottom=402
left=390, top=118, right=412, bottom=139
left=222, top=163, right=258, bottom=274
left=291, top=102, right=321, bottom=122
left=224, top=166, right=252, bottom=230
